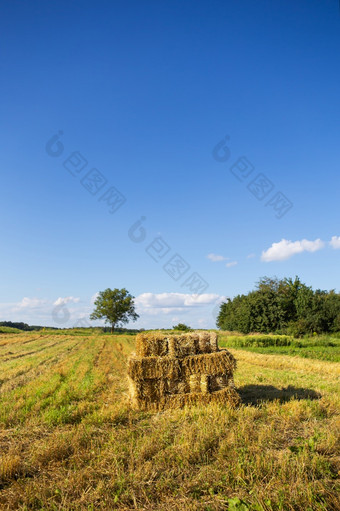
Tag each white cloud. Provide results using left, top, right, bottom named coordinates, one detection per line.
left=133, top=293, right=226, bottom=330
left=90, top=292, right=99, bottom=303
left=330, top=236, right=340, bottom=249
left=135, top=292, right=221, bottom=309
left=133, top=292, right=225, bottom=328
left=261, top=238, right=325, bottom=262
left=206, top=253, right=228, bottom=262
left=0, top=295, right=87, bottom=327
left=226, top=261, right=238, bottom=268
left=53, top=296, right=80, bottom=306
left=13, top=297, right=49, bottom=310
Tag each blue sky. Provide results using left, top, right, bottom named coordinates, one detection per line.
left=1, top=0, right=339, bottom=329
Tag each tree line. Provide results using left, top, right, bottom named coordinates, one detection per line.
left=217, top=277, right=340, bottom=336
left=0, top=321, right=45, bottom=331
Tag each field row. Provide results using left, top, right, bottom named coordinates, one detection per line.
left=0, top=331, right=339, bottom=510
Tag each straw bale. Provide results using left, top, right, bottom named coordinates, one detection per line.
left=135, top=333, right=169, bottom=357
left=198, top=332, right=212, bottom=353
left=140, top=379, right=155, bottom=400
left=165, top=378, right=190, bottom=395
left=209, top=374, right=229, bottom=392
left=128, top=376, right=139, bottom=401
left=200, top=374, right=209, bottom=394
left=135, top=332, right=220, bottom=358
left=189, top=374, right=209, bottom=393
left=127, top=355, right=182, bottom=380
left=182, top=350, right=236, bottom=378
left=129, top=375, right=192, bottom=400
left=168, top=336, right=177, bottom=358
left=189, top=374, right=201, bottom=393
left=169, top=334, right=200, bottom=357
left=166, top=379, right=180, bottom=394
left=129, top=386, right=240, bottom=411
left=209, top=332, right=219, bottom=352
left=128, top=350, right=235, bottom=380
left=128, top=332, right=239, bottom=411
left=176, top=380, right=190, bottom=394
left=129, top=377, right=169, bottom=401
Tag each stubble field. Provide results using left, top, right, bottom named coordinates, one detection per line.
left=0, top=330, right=339, bottom=510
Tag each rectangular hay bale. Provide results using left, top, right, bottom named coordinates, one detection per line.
left=129, top=386, right=241, bottom=411
left=135, top=333, right=169, bottom=357
left=198, top=332, right=212, bottom=353
left=168, top=333, right=201, bottom=357
left=182, top=350, right=236, bottom=378
left=209, top=332, right=219, bottom=352
left=189, top=374, right=201, bottom=393
left=200, top=374, right=209, bottom=394
left=138, top=378, right=167, bottom=401
left=127, top=355, right=182, bottom=380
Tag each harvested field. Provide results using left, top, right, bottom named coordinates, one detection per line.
left=0, top=331, right=339, bottom=510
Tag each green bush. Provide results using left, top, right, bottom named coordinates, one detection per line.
left=172, top=323, right=192, bottom=332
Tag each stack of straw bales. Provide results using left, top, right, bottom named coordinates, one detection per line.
left=127, top=332, right=240, bottom=410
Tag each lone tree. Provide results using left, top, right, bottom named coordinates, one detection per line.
left=90, top=288, right=139, bottom=333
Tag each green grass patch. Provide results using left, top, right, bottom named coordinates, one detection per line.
left=220, top=334, right=293, bottom=347
left=228, top=345, right=340, bottom=362
left=0, top=326, right=23, bottom=333
left=219, top=333, right=340, bottom=362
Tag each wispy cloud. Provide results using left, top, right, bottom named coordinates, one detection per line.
left=90, top=292, right=100, bottom=304
left=14, top=297, right=49, bottom=310
left=0, top=295, right=87, bottom=327
left=53, top=296, right=80, bottom=306
left=134, top=292, right=225, bottom=328
left=135, top=292, right=221, bottom=309
left=226, top=261, right=238, bottom=268
left=261, top=238, right=325, bottom=262
left=247, top=253, right=256, bottom=259
left=206, top=253, right=228, bottom=262
left=330, top=236, right=340, bottom=249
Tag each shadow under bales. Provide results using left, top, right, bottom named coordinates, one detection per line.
left=238, top=384, right=321, bottom=405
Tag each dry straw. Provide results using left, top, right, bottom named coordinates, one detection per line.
left=128, top=332, right=240, bottom=410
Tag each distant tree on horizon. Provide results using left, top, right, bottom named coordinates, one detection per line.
left=173, top=323, right=192, bottom=332
left=90, top=288, right=139, bottom=333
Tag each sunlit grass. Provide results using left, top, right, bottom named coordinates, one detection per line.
left=0, top=326, right=22, bottom=334
left=0, top=331, right=339, bottom=510
left=219, top=332, right=340, bottom=362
